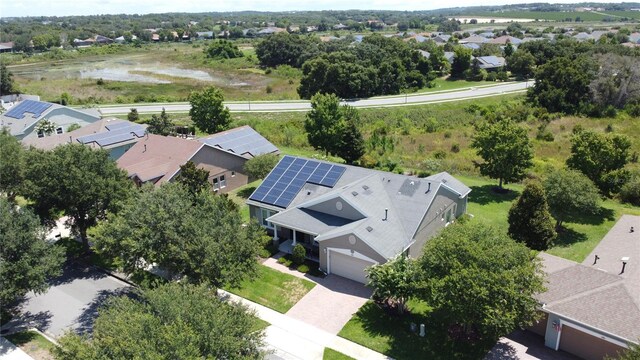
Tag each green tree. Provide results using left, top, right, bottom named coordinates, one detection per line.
left=0, top=197, right=64, bottom=305
left=590, top=54, right=640, bottom=110
left=255, top=32, right=320, bottom=68
left=504, top=42, right=514, bottom=57
left=507, top=50, right=536, bottom=80
left=292, top=244, right=306, bottom=265
left=0, top=63, right=15, bottom=95
left=53, top=283, right=264, bottom=360
left=543, top=169, right=601, bottom=228
left=508, top=181, right=557, bottom=250
left=471, top=118, right=533, bottom=190
left=304, top=93, right=343, bottom=156
left=0, top=130, right=25, bottom=202
left=127, top=108, right=139, bottom=122
left=243, top=153, right=280, bottom=180
left=336, top=106, right=365, bottom=164
left=451, top=47, right=473, bottom=79
left=528, top=56, right=597, bottom=114
left=419, top=222, right=545, bottom=342
left=92, top=183, right=266, bottom=287
left=189, top=86, right=231, bottom=134
left=21, top=145, right=132, bottom=251
left=367, top=255, right=419, bottom=315
left=146, top=108, right=173, bottom=136
left=566, top=130, right=630, bottom=194
left=205, top=39, right=243, bottom=59
left=175, top=161, right=210, bottom=196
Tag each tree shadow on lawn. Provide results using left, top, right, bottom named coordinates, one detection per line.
left=353, top=303, right=492, bottom=360
left=554, top=227, right=589, bottom=248
left=468, top=184, right=520, bottom=206
left=237, top=186, right=257, bottom=199
left=562, top=206, right=615, bottom=227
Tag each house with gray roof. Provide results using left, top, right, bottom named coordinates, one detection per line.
left=433, top=34, right=451, bottom=44
left=531, top=215, right=640, bottom=360
left=1, top=99, right=101, bottom=140
left=475, top=56, right=506, bottom=70
left=21, top=118, right=147, bottom=159
left=246, top=156, right=470, bottom=284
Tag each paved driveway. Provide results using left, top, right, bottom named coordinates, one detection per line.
left=285, top=274, right=372, bottom=334
left=6, top=264, right=130, bottom=338
left=486, top=330, right=579, bottom=360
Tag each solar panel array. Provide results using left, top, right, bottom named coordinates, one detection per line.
left=199, top=127, right=278, bottom=158
left=5, top=100, right=53, bottom=120
left=77, top=122, right=146, bottom=147
left=250, top=156, right=346, bottom=208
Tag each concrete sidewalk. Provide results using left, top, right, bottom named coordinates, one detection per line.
left=220, top=290, right=390, bottom=360
left=0, top=337, right=34, bottom=360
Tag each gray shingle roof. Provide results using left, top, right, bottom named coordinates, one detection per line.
left=198, top=126, right=278, bottom=159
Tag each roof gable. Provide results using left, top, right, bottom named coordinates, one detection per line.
left=198, top=126, right=278, bottom=159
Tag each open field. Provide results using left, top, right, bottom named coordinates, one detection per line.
left=461, top=10, right=640, bottom=21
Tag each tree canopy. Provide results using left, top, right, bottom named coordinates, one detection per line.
left=146, top=108, right=173, bottom=136
left=543, top=169, right=601, bottom=228
left=419, top=222, right=545, bottom=342
left=0, top=197, right=64, bottom=305
left=21, top=144, right=132, bottom=251
left=471, top=118, right=533, bottom=189
left=205, top=39, right=243, bottom=59
left=175, top=161, right=211, bottom=196
left=189, top=86, right=231, bottom=134
left=92, top=183, right=267, bottom=287
left=0, top=129, right=25, bottom=202
left=0, top=63, right=15, bottom=96
left=367, top=255, right=419, bottom=315
left=508, top=181, right=557, bottom=250
left=53, top=282, right=265, bottom=360
left=243, top=153, right=280, bottom=180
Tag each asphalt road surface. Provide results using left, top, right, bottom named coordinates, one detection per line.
left=97, top=81, right=529, bottom=116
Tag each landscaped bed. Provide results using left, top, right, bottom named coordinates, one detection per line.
left=225, top=264, right=315, bottom=313
left=5, top=330, right=56, bottom=360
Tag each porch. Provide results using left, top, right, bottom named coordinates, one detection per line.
left=275, top=226, right=320, bottom=262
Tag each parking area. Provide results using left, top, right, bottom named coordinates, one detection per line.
left=4, top=264, right=130, bottom=338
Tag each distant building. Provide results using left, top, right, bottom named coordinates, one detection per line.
left=0, top=42, right=14, bottom=53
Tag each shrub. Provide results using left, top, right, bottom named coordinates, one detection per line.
left=297, top=264, right=310, bottom=273
left=433, top=150, right=447, bottom=159
left=96, top=78, right=105, bottom=85
left=451, top=143, right=460, bottom=153
left=620, top=178, right=640, bottom=206
left=277, top=256, right=293, bottom=267
left=264, top=68, right=272, bottom=74
left=266, top=85, right=273, bottom=94
left=292, top=244, right=306, bottom=265
left=258, top=248, right=271, bottom=259
left=486, top=72, right=497, bottom=81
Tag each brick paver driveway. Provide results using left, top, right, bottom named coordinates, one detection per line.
left=285, top=274, right=372, bottom=334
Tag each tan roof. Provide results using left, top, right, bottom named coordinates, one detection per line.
left=116, top=134, right=202, bottom=184
left=538, top=215, right=640, bottom=343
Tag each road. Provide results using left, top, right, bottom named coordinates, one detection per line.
left=97, top=81, right=529, bottom=116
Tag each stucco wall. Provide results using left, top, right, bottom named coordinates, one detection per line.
left=187, top=146, right=249, bottom=193
left=409, top=186, right=467, bottom=258
left=318, top=233, right=387, bottom=271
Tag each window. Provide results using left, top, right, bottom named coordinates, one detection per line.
left=231, top=171, right=236, bottom=177
left=56, top=127, right=63, bottom=134
left=220, top=175, right=226, bottom=188
left=261, top=208, right=276, bottom=229
left=37, top=130, right=45, bottom=138
left=213, top=177, right=219, bottom=191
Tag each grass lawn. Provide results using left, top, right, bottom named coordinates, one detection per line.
left=457, top=175, right=640, bottom=262
left=338, top=300, right=491, bottom=360
left=226, top=264, right=315, bottom=313
left=323, top=348, right=355, bottom=360
left=227, top=179, right=262, bottom=223
left=251, top=317, right=271, bottom=333
left=5, top=330, right=56, bottom=359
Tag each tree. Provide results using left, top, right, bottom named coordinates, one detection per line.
left=507, top=50, right=536, bottom=80
left=92, top=183, right=266, bottom=287
left=0, top=130, right=25, bottom=202
left=255, top=32, right=320, bottom=68
left=243, top=153, right=280, bottom=180
left=503, top=42, right=514, bottom=57
left=419, top=222, right=545, bottom=342
left=292, top=244, right=306, bottom=265
left=189, top=86, right=231, bottom=134
left=205, top=39, right=243, bottom=59
left=590, top=53, right=640, bottom=110
left=175, top=161, right=210, bottom=196
left=53, top=283, right=264, bottom=360
left=527, top=56, right=597, bottom=114
left=21, top=145, right=132, bottom=251
left=566, top=130, right=630, bottom=195
left=471, top=118, right=533, bottom=190
left=451, top=47, right=473, bottom=79
left=0, top=197, right=64, bottom=305
left=543, top=169, right=601, bottom=228
left=0, top=63, right=15, bottom=96
left=127, top=108, right=139, bottom=122
left=336, top=106, right=365, bottom=164
left=146, top=108, right=173, bottom=136
left=304, top=93, right=343, bottom=156
left=367, top=255, right=419, bottom=315
left=508, top=181, right=557, bottom=250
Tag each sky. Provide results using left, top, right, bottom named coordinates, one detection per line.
left=3, top=0, right=627, bottom=17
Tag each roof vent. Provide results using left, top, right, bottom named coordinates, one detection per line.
left=351, top=191, right=358, bottom=197
left=362, top=185, right=369, bottom=191
left=410, top=181, right=415, bottom=186
left=366, top=226, right=373, bottom=232
left=426, top=182, right=431, bottom=193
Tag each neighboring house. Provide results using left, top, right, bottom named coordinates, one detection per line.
left=489, top=35, right=523, bottom=45
left=74, top=35, right=112, bottom=47
left=196, top=31, right=214, bottom=40
left=418, top=50, right=430, bottom=59
left=462, top=43, right=481, bottom=50
left=246, top=156, right=470, bottom=284
left=475, top=56, right=506, bottom=70
left=478, top=31, right=495, bottom=38
left=573, top=32, right=593, bottom=41
left=21, top=118, right=147, bottom=159
left=433, top=34, right=451, bottom=43
left=95, top=35, right=113, bottom=44
left=532, top=215, right=640, bottom=360
left=117, top=126, right=278, bottom=192
left=444, top=51, right=455, bottom=63
left=1, top=99, right=101, bottom=140
left=258, top=27, right=286, bottom=36
left=629, top=32, right=640, bottom=44
left=460, top=34, right=489, bottom=44
left=114, top=35, right=138, bottom=43
left=0, top=42, right=14, bottom=53
left=333, top=23, right=349, bottom=30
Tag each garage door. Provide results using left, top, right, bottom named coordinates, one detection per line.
left=559, top=324, right=626, bottom=360
left=329, top=251, right=374, bottom=284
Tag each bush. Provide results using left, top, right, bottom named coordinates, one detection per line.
left=486, top=72, right=497, bottom=81
left=451, top=143, right=460, bottom=153
left=266, top=85, right=273, bottom=94
left=96, top=78, right=105, bottom=85
left=619, top=177, right=640, bottom=206
left=292, top=244, right=306, bottom=265
left=297, top=264, right=310, bottom=273
left=258, top=248, right=271, bottom=259
left=277, top=256, right=292, bottom=267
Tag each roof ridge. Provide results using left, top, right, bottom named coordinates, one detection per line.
left=545, top=266, right=625, bottom=307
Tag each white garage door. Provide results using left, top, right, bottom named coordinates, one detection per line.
left=329, top=251, right=375, bottom=284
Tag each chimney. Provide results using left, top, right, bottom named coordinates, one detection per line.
left=384, top=208, right=388, bottom=221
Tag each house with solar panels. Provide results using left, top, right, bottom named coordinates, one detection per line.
left=1, top=99, right=101, bottom=140
left=22, top=118, right=147, bottom=159
left=246, top=156, right=471, bottom=284
left=117, top=126, right=278, bottom=192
